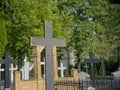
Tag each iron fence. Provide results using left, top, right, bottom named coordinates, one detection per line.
left=54, top=77, right=120, bottom=90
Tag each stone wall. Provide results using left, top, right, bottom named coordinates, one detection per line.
left=14, top=71, right=45, bottom=90
left=14, top=69, right=78, bottom=90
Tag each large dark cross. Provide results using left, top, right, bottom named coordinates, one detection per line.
left=2, top=52, right=16, bottom=88
left=30, top=21, right=66, bottom=90
left=84, top=52, right=99, bottom=87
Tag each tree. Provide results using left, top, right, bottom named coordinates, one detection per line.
left=5, top=0, right=73, bottom=69
left=0, top=0, right=11, bottom=59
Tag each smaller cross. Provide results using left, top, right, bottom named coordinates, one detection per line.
left=58, top=62, right=66, bottom=78
left=84, top=52, right=99, bottom=87
left=20, top=56, right=33, bottom=80
left=2, top=52, right=16, bottom=88
left=41, top=58, right=45, bottom=79
left=9, top=64, right=18, bottom=83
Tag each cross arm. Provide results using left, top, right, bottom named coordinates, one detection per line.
left=84, top=59, right=100, bottom=63
left=30, top=37, right=66, bottom=47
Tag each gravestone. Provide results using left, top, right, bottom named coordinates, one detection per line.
left=78, top=71, right=90, bottom=80
left=84, top=52, right=99, bottom=87
left=88, top=87, right=95, bottom=90
left=58, top=62, right=66, bottom=78
left=30, top=21, right=66, bottom=90
left=20, top=56, right=33, bottom=80
left=9, top=64, right=17, bottom=83
left=112, top=67, right=120, bottom=90
left=2, top=52, right=16, bottom=88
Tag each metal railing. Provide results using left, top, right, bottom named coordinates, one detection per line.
left=54, top=77, right=120, bottom=90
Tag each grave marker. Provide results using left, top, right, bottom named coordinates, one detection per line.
left=20, top=56, right=33, bottom=80
left=2, top=52, right=16, bottom=88
left=84, top=52, right=99, bottom=87
left=58, top=62, right=66, bottom=78
left=30, top=21, right=66, bottom=90
left=9, top=64, right=17, bottom=83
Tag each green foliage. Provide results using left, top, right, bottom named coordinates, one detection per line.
left=0, top=0, right=9, bottom=59
left=69, top=0, right=110, bottom=62
left=0, top=19, right=7, bottom=59
left=5, top=0, right=73, bottom=64
left=105, top=56, right=118, bottom=75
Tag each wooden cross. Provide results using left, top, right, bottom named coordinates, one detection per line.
left=84, top=52, right=99, bottom=87
left=30, top=21, right=66, bottom=90
left=58, top=62, right=66, bottom=78
left=2, top=52, right=16, bottom=88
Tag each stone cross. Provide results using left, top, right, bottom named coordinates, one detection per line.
left=30, top=21, right=66, bottom=90
left=58, top=62, right=66, bottom=78
left=84, top=52, right=99, bottom=87
left=2, top=52, right=16, bottom=88
left=0, top=64, right=4, bottom=80
left=20, top=57, right=33, bottom=80
left=9, top=64, right=18, bottom=83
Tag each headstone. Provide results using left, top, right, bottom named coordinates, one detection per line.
left=30, top=21, right=66, bottom=90
left=20, top=56, right=33, bottom=80
left=2, top=52, right=16, bottom=88
left=9, top=64, right=17, bottom=83
left=113, top=67, right=120, bottom=78
left=58, top=62, right=66, bottom=78
left=88, top=87, right=95, bottom=90
left=84, top=52, right=99, bottom=87
left=78, top=71, right=90, bottom=80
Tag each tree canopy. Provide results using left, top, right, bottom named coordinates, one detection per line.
left=0, top=0, right=120, bottom=73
